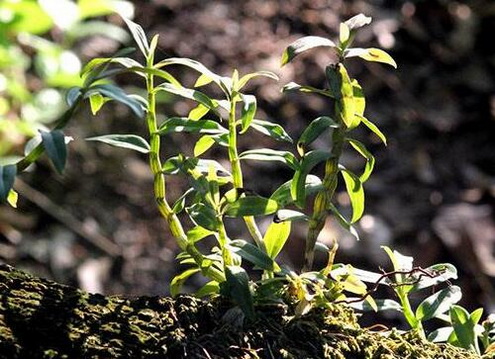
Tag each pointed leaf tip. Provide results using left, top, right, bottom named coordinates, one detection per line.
left=281, top=36, right=336, bottom=66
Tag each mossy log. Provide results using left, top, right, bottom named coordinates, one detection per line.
left=0, top=264, right=483, bottom=359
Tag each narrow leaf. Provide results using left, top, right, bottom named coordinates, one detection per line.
left=188, top=103, right=210, bottom=121
left=240, top=94, right=257, bottom=133
left=196, top=281, right=220, bottom=297
left=347, top=138, right=375, bottom=182
left=194, top=135, right=216, bottom=157
left=344, top=48, right=397, bottom=68
left=411, top=263, right=458, bottom=292
left=274, top=209, right=309, bottom=223
left=339, top=23, right=350, bottom=44
left=66, top=87, right=82, bottom=106
left=344, top=14, right=372, bottom=30
left=7, top=189, right=18, bottom=208
left=328, top=203, right=360, bottom=241
left=41, top=130, right=67, bottom=174
left=297, top=116, right=339, bottom=156
left=340, top=167, right=365, bottom=223
left=270, top=175, right=323, bottom=207
left=194, top=73, right=214, bottom=87
left=357, top=115, right=387, bottom=145
left=263, top=221, right=291, bottom=259
left=155, top=83, right=218, bottom=111
left=86, top=134, right=150, bottom=154
left=158, top=117, right=228, bottom=135
left=229, top=239, right=277, bottom=271
left=239, top=149, right=298, bottom=170
left=282, top=82, right=334, bottom=98
left=0, top=165, right=16, bottom=203
left=88, top=84, right=144, bottom=118
left=237, top=71, right=279, bottom=91
left=89, top=93, right=105, bottom=115
left=224, top=196, right=278, bottom=217
left=224, top=266, right=255, bottom=319
left=186, top=226, right=214, bottom=243
left=416, top=286, right=462, bottom=321
left=250, top=119, right=292, bottom=143
left=187, top=202, right=220, bottom=231
left=121, top=16, right=150, bottom=58
left=281, top=36, right=336, bottom=66
left=170, top=268, right=200, bottom=297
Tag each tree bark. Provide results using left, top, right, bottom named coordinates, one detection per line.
left=0, top=264, right=479, bottom=358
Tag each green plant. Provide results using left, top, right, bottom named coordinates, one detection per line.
left=1, top=12, right=494, bottom=355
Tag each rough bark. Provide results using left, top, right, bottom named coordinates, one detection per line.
left=0, top=264, right=481, bottom=358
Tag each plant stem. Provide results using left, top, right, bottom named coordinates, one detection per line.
left=227, top=98, right=265, bottom=251
left=398, top=292, right=425, bottom=338
left=145, top=62, right=224, bottom=283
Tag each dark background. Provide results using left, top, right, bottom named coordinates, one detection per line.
left=1, top=0, right=495, bottom=330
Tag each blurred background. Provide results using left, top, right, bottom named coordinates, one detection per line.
left=1, top=0, right=495, bottom=329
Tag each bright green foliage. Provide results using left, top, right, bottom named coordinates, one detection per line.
left=3, top=12, right=494, bottom=353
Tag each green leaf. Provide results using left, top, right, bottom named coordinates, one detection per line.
left=126, top=67, right=181, bottom=87
left=224, top=196, right=278, bottom=217
left=240, top=94, right=257, bottom=133
left=155, top=82, right=218, bottom=111
left=223, top=266, right=255, bottom=320
left=158, top=117, right=228, bottom=135
left=188, top=103, right=210, bottom=121
left=428, top=327, right=455, bottom=343
left=340, top=167, right=365, bottom=223
left=450, top=305, right=480, bottom=353
left=344, top=48, right=397, bottom=68
left=187, top=202, right=220, bottom=231
left=357, top=115, right=387, bottom=145
left=186, top=226, right=214, bottom=243
left=411, top=263, right=458, bottom=292
left=194, top=136, right=216, bottom=157
left=86, top=134, right=150, bottom=154
left=41, top=130, right=67, bottom=174
left=89, top=93, right=105, bottom=115
left=297, top=116, right=339, bottom=156
left=291, top=150, right=333, bottom=208
left=350, top=299, right=402, bottom=313
left=282, top=82, right=335, bottom=98
left=339, top=23, right=350, bottom=45
left=263, top=221, right=291, bottom=259
left=352, top=79, right=366, bottom=117
left=274, top=209, right=309, bottom=223
left=87, top=84, right=144, bottom=118
left=347, top=139, right=375, bottom=182
left=344, top=14, right=372, bottom=30
left=170, top=268, right=200, bottom=296
left=121, top=16, right=150, bottom=58
left=416, top=286, right=462, bottom=322
left=196, top=281, right=220, bottom=297
left=237, top=71, right=279, bottom=91
left=155, top=57, right=230, bottom=95
left=0, top=165, right=16, bottom=203
left=81, top=56, right=142, bottom=80
left=66, top=87, right=82, bottom=106
left=194, top=73, right=214, bottom=87
left=172, top=188, right=194, bottom=214
left=7, top=189, right=18, bottom=208
left=328, top=203, right=361, bottom=241
left=336, top=65, right=359, bottom=129
left=239, top=149, right=298, bottom=170
left=281, top=36, right=336, bottom=66
left=250, top=119, right=292, bottom=143
left=270, top=175, right=323, bottom=207
left=229, top=239, right=278, bottom=271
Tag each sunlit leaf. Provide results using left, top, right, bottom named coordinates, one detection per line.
left=344, top=48, right=397, bottom=68
left=250, top=119, right=292, bottom=143
left=344, top=14, right=372, bottom=30
left=274, top=209, right=309, bottom=223
left=240, top=94, right=256, bottom=133
left=186, top=226, right=214, bottom=243
left=450, top=305, right=481, bottom=353
left=239, top=149, right=298, bottom=170
left=340, top=167, right=364, bottom=223
left=41, top=130, right=67, bottom=174
left=263, top=221, right=291, bottom=259
left=158, top=117, right=228, bottom=135
left=89, top=93, right=105, bottom=115
left=237, top=71, right=279, bottom=91
left=281, top=36, right=336, bottom=66
left=188, top=103, right=210, bottom=121
left=0, top=165, right=16, bottom=203
left=7, top=189, right=18, bottom=208
left=416, top=286, right=462, bottom=321
left=196, top=281, right=220, bottom=297
left=339, top=22, right=350, bottom=45
left=121, top=16, right=150, bottom=58
left=194, top=73, right=214, bottom=87
left=187, top=202, right=220, bottom=231
left=328, top=203, right=360, bottom=241
left=224, top=196, right=278, bottom=217
left=87, top=84, right=144, bottom=118
left=194, top=135, right=216, bottom=157
left=347, top=138, right=375, bottom=182
left=155, top=83, right=218, bottom=111
left=282, top=82, right=335, bottom=98
left=86, top=134, right=150, bottom=153
left=428, top=327, right=455, bottom=343
left=170, top=268, right=200, bottom=296
left=357, top=115, right=387, bottom=145
left=411, top=263, right=458, bottom=292
left=350, top=298, right=402, bottom=312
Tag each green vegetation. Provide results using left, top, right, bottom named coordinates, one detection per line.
left=1, top=12, right=493, bottom=356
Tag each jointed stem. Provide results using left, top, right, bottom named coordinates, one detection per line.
left=228, top=98, right=265, bottom=251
